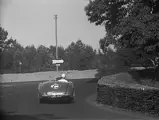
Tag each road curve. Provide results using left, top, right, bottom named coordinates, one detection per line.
left=0, top=78, right=148, bottom=120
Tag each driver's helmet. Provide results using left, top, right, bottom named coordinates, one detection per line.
left=61, top=73, right=66, bottom=78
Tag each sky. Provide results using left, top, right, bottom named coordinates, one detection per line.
left=0, top=0, right=106, bottom=50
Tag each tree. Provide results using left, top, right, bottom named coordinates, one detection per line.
left=114, top=0, right=159, bottom=57
left=85, top=0, right=159, bottom=80
left=0, top=48, right=14, bottom=72
left=0, top=26, right=15, bottom=52
left=85, top=0, right=129, bottom=31
left=36, top=45, right=50, bottom=71
left=0, top=40, right=25, bottom=73
left=79, top=45, right=96, bottom=70
left=23, top=45, right=37, bottom=72
left=85, top=0, right=159, bottom=58
left=65, top=40, right=96, bottom=70
left=85, top=0, right=158, bottom=30
left=11, top=41, right=24, bottom=72
left=0, top=26, right=18, bottom=73
left=65, top=41, right=80, bottom=70
left=112, top=0, right=159, bottom=82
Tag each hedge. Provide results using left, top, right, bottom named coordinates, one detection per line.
left=97, top=73, right=159, bottom=116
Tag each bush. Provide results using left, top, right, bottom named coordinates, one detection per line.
left=97, top=75, right=159, bottom=116
left=128, top=68, right=155, bottom=80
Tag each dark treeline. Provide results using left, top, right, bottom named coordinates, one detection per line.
left=84, top=0, right=159, bottom=81
left=0, top=26, right=103, bottom=73
left=85, top=0, right=159, bottom=64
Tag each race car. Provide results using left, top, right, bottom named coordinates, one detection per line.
left=38, top=78, right=75, bottom=104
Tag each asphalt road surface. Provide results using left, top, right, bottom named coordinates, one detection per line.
left=0, top=78, right=154, bottom=120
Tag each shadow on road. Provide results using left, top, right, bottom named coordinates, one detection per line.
left=39, top=99, right=73, bottom=104
left=0, top=110, right=67, bottom=120
left=85, top=78, right=99, bottom=84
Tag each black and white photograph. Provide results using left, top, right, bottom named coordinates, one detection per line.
left=0, top=0, right=159, bottom=120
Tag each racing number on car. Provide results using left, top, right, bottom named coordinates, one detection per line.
left=51, top=84, right=59, bottom=89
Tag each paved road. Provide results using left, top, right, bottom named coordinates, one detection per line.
left=0, top=78, right=152, bottom=120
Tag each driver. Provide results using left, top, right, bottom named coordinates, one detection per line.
left=58, top=73, right=68, bottom=82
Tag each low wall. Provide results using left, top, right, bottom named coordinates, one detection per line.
left=97, top=72, right=159, bottom=116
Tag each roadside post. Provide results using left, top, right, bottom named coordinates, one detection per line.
left=19, top=61, right=22, bottom=73
left=54, top=14, right=58, bottom=71
left=52, top=59, right=64, bottom=72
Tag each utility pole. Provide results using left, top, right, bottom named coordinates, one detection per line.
left=54, top=14, right=58, bottom=71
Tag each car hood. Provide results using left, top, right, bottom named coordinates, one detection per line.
left=39, top=81, right=69, bottom=93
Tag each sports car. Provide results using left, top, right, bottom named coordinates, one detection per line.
left=38, top=78, right=75, bottom=104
